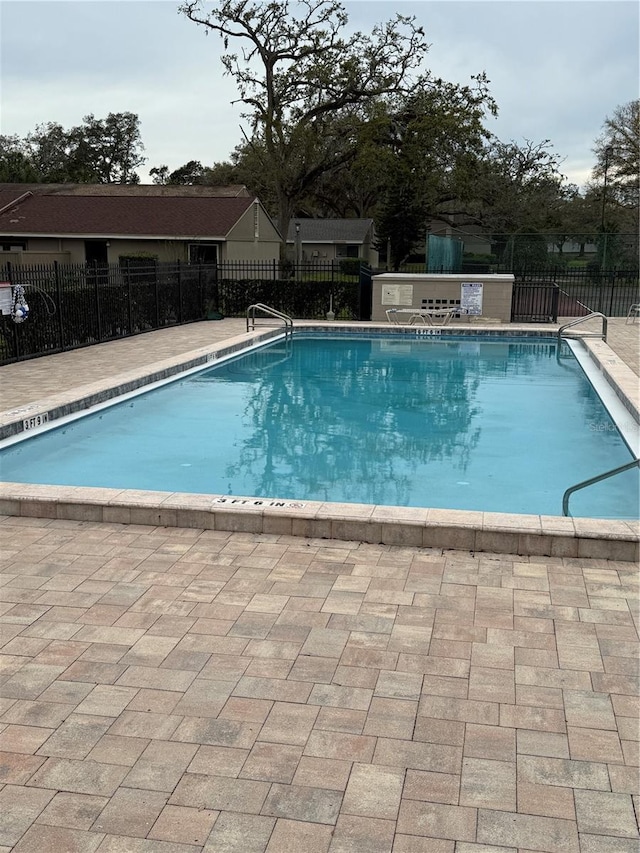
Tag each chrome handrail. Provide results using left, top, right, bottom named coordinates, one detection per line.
left=246, top=303, right=293, bottom=339
left=562, top=457, right=640, bottom=516
left=557, top=312, right=608, bottom=348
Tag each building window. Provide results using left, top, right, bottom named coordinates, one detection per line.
left=0, top=239, right=26, bottom=251
left=189, top=243, right=219, bottom=265
left=335, top=244, right=360, bottom=259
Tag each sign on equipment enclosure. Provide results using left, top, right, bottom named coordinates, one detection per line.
left=460, top=282, right=483, bottom=315
left=381, top=284, right=414, bottom=306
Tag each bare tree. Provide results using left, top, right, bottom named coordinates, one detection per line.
left=180, top=0, right=430, bottom=249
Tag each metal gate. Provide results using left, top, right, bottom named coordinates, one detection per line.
left=511, top=281, right=560, bottom=323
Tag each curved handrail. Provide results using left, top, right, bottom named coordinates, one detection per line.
left=557, top=312, right=608, bottom=348
left=562, top=457, right=640, bottom=516
left=246, top=303, right=293, bottom=338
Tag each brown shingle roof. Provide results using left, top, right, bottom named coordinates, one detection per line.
left=0, top=193, right=256, bottom=239
left=0, top=183, right=250, bottom=198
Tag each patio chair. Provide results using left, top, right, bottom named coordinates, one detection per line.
left=625, top=303, right=640, bottom=324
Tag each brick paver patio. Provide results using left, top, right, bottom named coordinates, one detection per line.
left=0, top=318, right=638, bottom=851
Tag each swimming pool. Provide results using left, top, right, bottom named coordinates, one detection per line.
left=1, top=331, right=637, bottom=519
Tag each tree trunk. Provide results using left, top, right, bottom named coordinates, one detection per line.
left=277, top=195, right=295, bottom=261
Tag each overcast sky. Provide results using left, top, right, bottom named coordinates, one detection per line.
left=1, top=0, right=638, bottom=189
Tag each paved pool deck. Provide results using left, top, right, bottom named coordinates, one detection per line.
left=0, top=318, right=638, bottom=852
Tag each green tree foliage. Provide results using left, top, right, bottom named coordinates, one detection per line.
left=368, top=78, right=497, bottom=266
left=0, top=135, right=41, bottom=182
left=557, top=190, right=600, bottom=255
left=504, top=232, right=550, bottom=273
left=376, top=180, right=426, bottom=270
left=208, top=144, right=280, bottom=209
left=214, top=71, right=497, bottom=264
left=24, top=122, right=80, bottom=182
left=150, top=160, right=207, bottom=185
left=590, top=101, right=639, bottom=269
left=180, top=0, right=430, bottom=250
left=1, top=113, right=145, bottom=184
left=75, top=112, right=145, bottom=183
left=169, top=160, right=206, bottom=184
left=149, top=165, right=170, bottom=185
left=386, top=78, right=496, bottom=207
left=204, top=159, right=242, bottom=187
left=470, top=139, right=572, bottom=259
left=593, top=100, right=639, bottom=209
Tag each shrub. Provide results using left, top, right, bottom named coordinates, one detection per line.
left=547, top=255, right=568, bottom=271
left=338, top=258, right=365, bottom=276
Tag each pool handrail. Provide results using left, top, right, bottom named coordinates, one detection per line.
left=247, top=303, right=293, bottom=339
left=557, top=312, right=608, bottom=348
left=562, top=457, right=640, bottom=516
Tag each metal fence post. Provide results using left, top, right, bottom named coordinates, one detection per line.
left=594, top=271, right=602, bottom=314
left=6, top=261, right=20, bottom=360
left=177, top=259, right=183, bottom=323
left=154, top=263, right=160, bottom=328
left=54, top=261, right=65, bottom=350
left=93, top=261, right=102, bottom=341
left=126, top=260, right=133, bottom=334
left=609, top=272, right=616, bottom=316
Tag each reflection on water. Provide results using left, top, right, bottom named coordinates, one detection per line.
left=1, top=334, right=637, bottom=517
left=218, top=338, right=485, bottom=505
left=196, top=336, right=636, bottom=515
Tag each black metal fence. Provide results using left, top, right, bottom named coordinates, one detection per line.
left=0, top=260, right=366, bottom=365
left=209, top=261, right=369, bottom=322
left=510, top=269, right=639, bottom=322
left=0, top=260, right=637, bottom=364
left=511, top=282, right=560, bottom=324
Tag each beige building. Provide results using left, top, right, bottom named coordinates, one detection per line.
left=0, top=183, right=282, bottom=267
left=285, top=218, right=378, bottom=267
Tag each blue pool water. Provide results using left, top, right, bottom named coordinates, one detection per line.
left=0, top=334, right=637, bottom=518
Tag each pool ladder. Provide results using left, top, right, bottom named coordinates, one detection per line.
left=557, top=312, right=608, bottom=349
left=246, top=303, right=293, bottom=340
left=562, top=457, right=640, bottom=516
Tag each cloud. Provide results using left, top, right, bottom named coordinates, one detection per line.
left=350, top=1, right=639, bottom=184
left=1, top=0, right=638, bottom=188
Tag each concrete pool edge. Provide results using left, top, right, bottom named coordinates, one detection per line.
left=0, top=481, right=637, bottom=561
left=1, top=322, right=638, bottom=562
left=580, top=337, right=640, bottom=424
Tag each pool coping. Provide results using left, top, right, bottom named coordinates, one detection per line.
left=1, top=322, right=638, bottom=562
